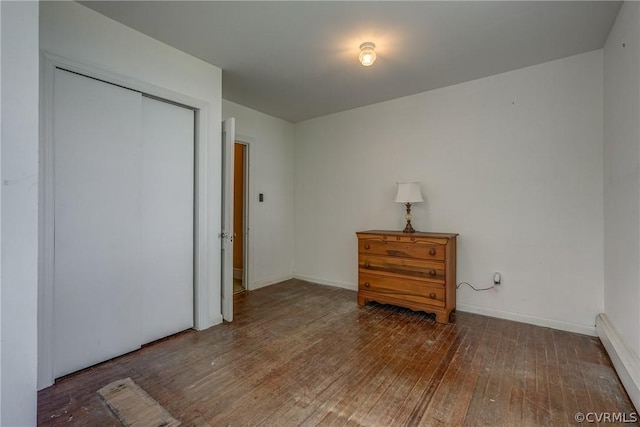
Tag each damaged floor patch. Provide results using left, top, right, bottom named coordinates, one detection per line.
left=98, top=377, right=181, bottom=427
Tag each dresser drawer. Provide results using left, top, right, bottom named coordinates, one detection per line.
left=359, top=272, right=445, bottom=307
left=358, top=239, right=445, bottom=261
left=359, top=254, right=445, bottom=283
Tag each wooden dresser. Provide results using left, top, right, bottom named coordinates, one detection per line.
left=356, top=230, right=458, bottom=323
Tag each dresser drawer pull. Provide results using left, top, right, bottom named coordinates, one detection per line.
left=429, top=269, right=436, bottom=277
left=364, top=262, right=370, bottom=268
left=429, top=292, right=436, bottom=299
left=364, top=282, right=371, bottom=288
left=429, top=248, right=436, bottom=256
left=364, top=244, right=370, bottom=250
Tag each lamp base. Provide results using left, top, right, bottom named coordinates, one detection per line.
left=402, top=202, right=417, bottom=233
left=402, top=221, right=416, bottom=233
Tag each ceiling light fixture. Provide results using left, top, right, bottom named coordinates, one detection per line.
left=358, top=42, right=377, bottom=67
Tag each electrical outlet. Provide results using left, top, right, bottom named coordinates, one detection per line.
left=493, top=272, right=501, bottom=285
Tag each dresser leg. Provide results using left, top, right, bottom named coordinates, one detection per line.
left=434, top=311, right=450, bottom=324
left=357, top=295, right=366, bottom=306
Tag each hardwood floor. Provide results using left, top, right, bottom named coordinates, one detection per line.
left=38, top=279, right=637, bottom=426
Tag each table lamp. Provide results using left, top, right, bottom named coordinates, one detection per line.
left=395, top=182, right=423, bottom=233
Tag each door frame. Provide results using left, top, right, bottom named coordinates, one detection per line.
left=221, top=118, right=235, bottom=321
left=38, top=52, right=212, bottom=388
left=235, top=136, right=254, bottom=291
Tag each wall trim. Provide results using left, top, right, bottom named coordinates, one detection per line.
left=597, top=313, right=640, bottom=412
left=290, top=278, right=597, bottom=337
left=252, top=275, right=295, bottom=290
left=202, top=313, right=224, bottom=329
left=456, top=303, right=597, bottom=336
left=234, top=134, right=254, bottom=292
left=293, top=275, right=357, bottom=291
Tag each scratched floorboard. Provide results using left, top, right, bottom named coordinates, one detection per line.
left=38, top=279, right=637, bottom=427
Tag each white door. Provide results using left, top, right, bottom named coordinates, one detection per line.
left=52, top=69, right=195, bottom=378
left=53, top=69, right=143, bottom=378
left=140, top=96, right=195, bottom=344
left=221, top=118, right=235, bottom=322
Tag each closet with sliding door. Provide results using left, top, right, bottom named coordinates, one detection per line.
left=52, top=68, right=195, bottom=378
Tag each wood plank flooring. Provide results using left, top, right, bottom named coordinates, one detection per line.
left=38, top=279, right=637, bottom=426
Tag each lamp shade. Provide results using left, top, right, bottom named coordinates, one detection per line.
left=395, top=182, right=423, bottom=203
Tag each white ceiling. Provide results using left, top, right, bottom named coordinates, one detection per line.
left=80, top=1, right=621, bottom=123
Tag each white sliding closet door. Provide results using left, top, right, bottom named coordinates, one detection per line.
left=52, top=70, right=195, bottom=379
left=53, top=69, right=143, bottom=378
left=140, top=96, right=194, bottom=344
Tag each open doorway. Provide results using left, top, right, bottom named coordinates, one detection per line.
left=233, top=142, right=248, bottom=293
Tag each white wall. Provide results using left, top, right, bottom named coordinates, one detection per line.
left=39, top=1, right=222, bottom=387
left=294, top=50, right=604, bottom=335
left=1, top=1, right=39, bottom=425
left=603, top=0, right=640, bottom=371
left=222, top=100, right=295, bottom=288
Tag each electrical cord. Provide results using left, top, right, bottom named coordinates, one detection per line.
left=456, top=281, right=496, bottom=292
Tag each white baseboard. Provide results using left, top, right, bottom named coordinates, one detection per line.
left=287, top=276, right=596, bottom=336
left=293, top=274, right=357, bottom=291
left=457, top=303, right=597, bottom=336
left=597, top=313, right=640, bottom=412
left=195, top=313, right=223, bottom=331
left=251, top=274, right=294, bottom=290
